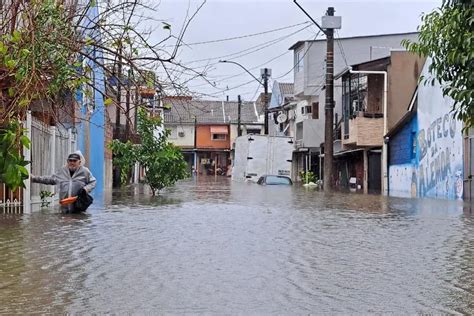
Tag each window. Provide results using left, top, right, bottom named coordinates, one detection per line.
left=312, top=102, right=319, bottom=119
left=295, top=48, right=304, bottom=73
left=301, top=105, right=312, bottom=115
left=247, top=128, right=261, bottom=135
left=265, top=176, right=292, bottom=185
left=212, top=133, right=226, bottom=140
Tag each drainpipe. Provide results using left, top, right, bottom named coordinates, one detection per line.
left=349, top=68, right=388, bottom=195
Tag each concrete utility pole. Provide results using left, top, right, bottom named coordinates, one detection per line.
left=261, top=68, right=270, bottom=135
left=293, top=1, right=341, bottom=191
left=237, top=95, right=242, bottom=137
left=323, top=7, right=335, bottom=191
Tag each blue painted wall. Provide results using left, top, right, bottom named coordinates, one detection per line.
left=389, top=115, right=417, bottom=166
left=76, top=1, right=105, bottom=195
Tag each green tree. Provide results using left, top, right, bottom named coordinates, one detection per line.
left=109, top=109, right=188, bottom=195
left=403, top=0, right=473, bottom=127
left=0, top=0, right=206, bottom=190
left=0, top=120, right=30, bottom=190
left=108, top=140, right=136, bottom=185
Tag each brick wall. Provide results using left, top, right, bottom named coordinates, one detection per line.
left=343, top=116, right=383, bottom=147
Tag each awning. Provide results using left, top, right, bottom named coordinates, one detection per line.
left=210, top=126, right=228, bottom=134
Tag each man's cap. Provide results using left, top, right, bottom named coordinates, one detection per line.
left=68, top=153, right=81, bottom=161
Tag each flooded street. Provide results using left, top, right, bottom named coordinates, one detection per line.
left=1, top=177, right=473, bottom=314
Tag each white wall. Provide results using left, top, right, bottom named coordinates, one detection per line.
left=167, top=124, right=195, bottom=148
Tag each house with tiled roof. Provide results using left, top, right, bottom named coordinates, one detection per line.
left=269, top=81, right=296, bottom=138
left=162, top=97, right=263, bottom=175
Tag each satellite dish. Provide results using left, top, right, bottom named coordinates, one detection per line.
left=276, top=113, right=288, bottom=123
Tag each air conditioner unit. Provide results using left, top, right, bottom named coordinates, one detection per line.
left=178, top=131, right=185, bottom=137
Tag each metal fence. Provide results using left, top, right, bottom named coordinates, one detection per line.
left=1, top=112, right=76, bottom=214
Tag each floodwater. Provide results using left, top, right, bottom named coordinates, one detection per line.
left=1, top=177, right=473, bottom=314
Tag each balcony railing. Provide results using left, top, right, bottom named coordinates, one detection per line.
left=342, top=114, right=383, bottom=147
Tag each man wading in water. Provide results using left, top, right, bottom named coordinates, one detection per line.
left=31, top=151, right=96, bottom=213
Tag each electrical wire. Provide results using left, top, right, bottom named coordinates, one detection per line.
left=187, top=49, right=291, bottom=89
left=185, top=24, right=312, bottom=66
left=167, top=21, right=311, bottom=47
left=273, top=31, right=323, bottom=80
left=335, top=30, right=348, bottom=67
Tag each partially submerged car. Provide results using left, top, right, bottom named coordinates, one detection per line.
left=256, top=175, right=293, bottom=186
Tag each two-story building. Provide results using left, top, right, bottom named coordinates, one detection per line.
left=334, top=51, right=424, bottom=193
left=163, top=97, right=263, bottom=175
left=287, top=32, right=419, bottom=182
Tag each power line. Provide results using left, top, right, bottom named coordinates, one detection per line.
left=185, top=24, right=312, bottom=66
left=168, top=21, right=310, bottom=47
left=197, top=30, right=322, bottom=98
left=187, top=49, right=291, bottom=89
left=335, top=30, right=348, bottom=67
left=273, top=31, right=323, bottom=79
left=207, top=79, right=256, bottom=96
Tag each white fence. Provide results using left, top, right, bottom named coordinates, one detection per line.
left=0, top=185, right=23, bottom=214
left=1, top=112, right=77, bottom=214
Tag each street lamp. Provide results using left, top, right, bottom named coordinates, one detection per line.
left=219, top=60, right=271, bottom=135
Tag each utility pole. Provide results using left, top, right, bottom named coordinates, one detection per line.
left=125, top=68, right=131, bottom=140
left=237, top=95, right=242, bottom=137
left=115, top=50, right=122, bottom=136
left=293, top=1, right=341, bottom=191
left=262, top=68, right=270, bottom=135
left=323, top=7, right=335, bottom=191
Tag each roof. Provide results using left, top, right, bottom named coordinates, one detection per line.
left=289, top=31, right=419, bottom=50
left=335, top=56, right=391, bottom=80
left=162, top=98, right=261, bottom=125
left=278, top=82, right=294, bottom=95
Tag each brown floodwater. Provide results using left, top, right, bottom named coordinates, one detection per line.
left=1, top=177, right=473, bottom=314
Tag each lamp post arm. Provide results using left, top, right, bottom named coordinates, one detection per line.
left=219, top=60, right=263, bottom=86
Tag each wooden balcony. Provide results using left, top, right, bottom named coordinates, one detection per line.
left=343, top=113, right=383, bottom=147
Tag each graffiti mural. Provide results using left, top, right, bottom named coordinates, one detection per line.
left=416, top=74, right=463, bottom=199
left=389, top=59, right=463, bottom=200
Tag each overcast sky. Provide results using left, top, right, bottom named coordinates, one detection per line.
left=151, top=0, right=441, bottom=101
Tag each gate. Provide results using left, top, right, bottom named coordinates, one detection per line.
left=1, top=112, right=77, bottom=214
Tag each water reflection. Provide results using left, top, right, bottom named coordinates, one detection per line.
left=0, top=177, right=473, bottom=314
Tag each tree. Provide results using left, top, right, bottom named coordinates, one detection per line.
left=403, top=0, right=473, bottom=128
left=109, top=109, right=188, bottom=195
left=0, top=0, right=207, bottom=190
left=0, top=120, right=30, bottom=190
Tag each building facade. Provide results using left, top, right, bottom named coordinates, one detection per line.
left=163, top=98, right=263, bottom=175
left=287, top=32, right=419, bottom=183
left=333, top=51, right=424, bottom=193
left=388, top=59, right=464, bottom=200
